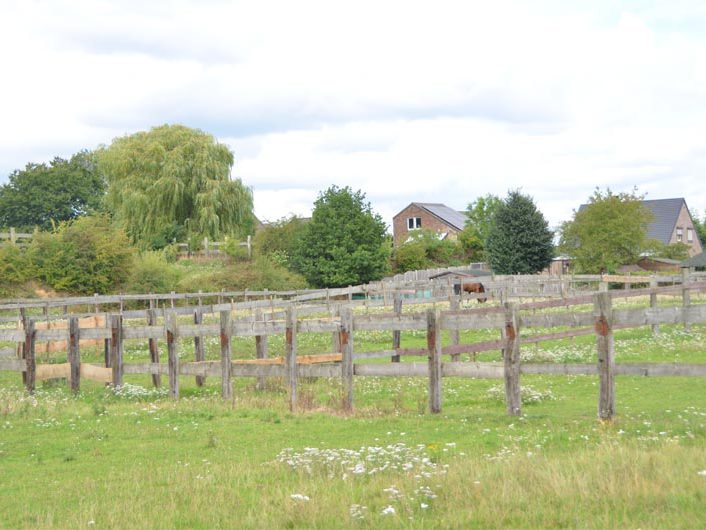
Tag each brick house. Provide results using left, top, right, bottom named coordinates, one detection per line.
left=578, top=197, right=703, bottom=257
left=392, top=203, right=466, bottom=247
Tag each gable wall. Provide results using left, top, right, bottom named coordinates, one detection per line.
left=671, top=205, right=703, bottom=256
left=392, top=204, right=461, bottom=246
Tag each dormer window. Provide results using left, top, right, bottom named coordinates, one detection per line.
left=407, top=217, right=422, bottom=230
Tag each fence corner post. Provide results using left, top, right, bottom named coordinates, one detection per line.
left=427, top=309, right=442, bottom=414
left=502, top=302, right=521, bottom=416
left=340, top=307, right=354, bottom=412
left=594, top=292, right=615, bottom=421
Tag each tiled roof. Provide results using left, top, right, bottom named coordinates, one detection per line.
left=681, top=252, right=706, bottom=268
left=414, top=203, right=467, bottom=231
left=578, top=198, right=686, bottom=245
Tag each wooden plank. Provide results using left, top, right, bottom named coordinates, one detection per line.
left=441, top=311, right=506, bottom=330
left=0, top=358, right=26, bottom=371
left=503, top=303, right=521, bottom=416
left=109, top=315, right=123, bottom=388
left=595, top=292, right=615, bottom=421
left=166, top=312, right=179, bottom=399
left=340, top=307, right=353, bottom=412
left=68, top=317, right=80, bottom=393
left=427, top=309, right=442, bottom=414
left=81, top=363, right=112, bottom=382
left=353, top=313, right=427, bottom=331
left=24, top=319, right=36, bottom=393
left=220, top=310, right=232, bottom=399
left=285, top=307, right=297, bottom=411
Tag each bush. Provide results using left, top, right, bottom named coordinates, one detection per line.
left=125, top=252, right=182, bottom=294
left=27, top=216, right=135, bottom=294
left=0, top=243, right=30, bottom=296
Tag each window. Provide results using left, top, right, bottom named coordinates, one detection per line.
left=676, top=227, right=684, bottom=242
left=407, top=217, right=422, bottom=230
left=687, top=228, right=694, bottom=243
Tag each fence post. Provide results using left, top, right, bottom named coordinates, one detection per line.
left=24, top=319, right=36, bottom=394
left=427, top=309, right=442, bottom=414
left=285, top=307, right=298, bottom=411
left=165, top=312, right=179, bottom=399
left=392, top=293, right=402, bottom=362
left=68, top=316, right=80, bottom=394
left=650, top=278, right=659, bottom=336
left=193, top=308, right=205, bottom=387
left=682, top=268, right=691, bottom=333
left=331, top=305, right=341, bottom=354
left=220, top=310, right=232, bottom=399
left=255, top=309, right=268, bottom=391
left=147, top=307, right=161, bottom=387
left=502, top=303, right=521, bottom=416
left=340, top=307, right=354, bottom=412
left=448, top=293, right=460, bottom=361
left=109, top=314, right=123, bottom=388
left=594, top=292, right=615, bottom=421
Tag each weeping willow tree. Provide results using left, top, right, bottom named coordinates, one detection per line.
left=99, top=124, right=254, bottom=247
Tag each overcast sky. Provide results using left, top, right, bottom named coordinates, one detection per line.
left=1, top=0, right=705, bottom=229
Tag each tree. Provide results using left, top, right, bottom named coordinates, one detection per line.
left=559, top=188, right=652, bottom=273
left=98, top=124, right=253, bottom=247
left=485, top=190, right=554, bottom=274
left=0, top=151, right=105, bottom=230
left=253, top=215, right=308, bottom=267
left=393, top=229, right=462, bottom=273
left=292, top=186, right=389, bottom=287
left=692, top=210, right=706, bottom=246
left=457, top=194, right=502, bottom=261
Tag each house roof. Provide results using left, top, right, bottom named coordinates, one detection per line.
left=681, top=252, right=706, bottom=268
left=395, top=202, right=467, bottom=231
left=428, top=269, right=492, bottom=280
left=578, top=198, right=688, bottom=245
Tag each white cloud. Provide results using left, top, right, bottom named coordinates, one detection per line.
left=1, top=0, right=705, bottom=227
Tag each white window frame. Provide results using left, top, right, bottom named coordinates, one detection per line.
left=687, top=227, right=694, bottom=243
left=676, top=227, right=684, bottom=242
left=407, top=217, right=422, bottom=230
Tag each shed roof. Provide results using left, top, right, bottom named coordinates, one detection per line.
left=681, top=252, right=706, bottom=268
left=428, top=269, right=492, bottom=279
left=395, top=203, right=467, bottom=231
left=578, top=198, right=687, bottom=245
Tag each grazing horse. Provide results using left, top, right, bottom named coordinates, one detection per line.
left=461, top=282, right=487, bottom=303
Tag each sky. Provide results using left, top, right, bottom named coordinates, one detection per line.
left=1, top=0, right=705, bottom=230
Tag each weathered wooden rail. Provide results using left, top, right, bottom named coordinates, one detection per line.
left=1, top=281, right=705, bottom=421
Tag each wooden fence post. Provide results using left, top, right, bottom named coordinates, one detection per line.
left=331, top=305, right=341, bottom=355
left=68, top=316, right=80, bottom=394
left=285, top=307, right=298, bottom=411
left=682, top=268, right=691, bottom=333
left=193, top=308, right=205, bottom=387
left=220, top=310, right=232, bottom=399
left=165, top=312, right=179, bottom=399
left=502, top=303, right=521, bottom=416
left=340, top=307, right=354, bottom=412
left=24, top=319, right=36, bottom=394
left=650, top=278, right=660, bottom=336
left=427, top=309, right=442, bottom=414
left=109, top=314, right=123, bottom=388
left=448, top=293, right=460, bottom=361
left=255, top=309, right=268, bottom=391
left=594, top=292, right=615, bottom=421
left=147, top=307, right=161, bottom=388
left=392, top=293, right=402, bottom=362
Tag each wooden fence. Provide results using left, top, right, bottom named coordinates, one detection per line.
left=1, top=281, right=705, bottom=420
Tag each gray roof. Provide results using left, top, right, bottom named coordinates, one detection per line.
left=578, top=198, right=687, bottom=245
left=414, top=203, right=467, bottom=231
left=428, top=269, right=492, bottom=279
left=681, top=252, right=706, bottom=268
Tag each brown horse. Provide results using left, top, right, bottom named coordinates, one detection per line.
left=462, top=282, right=487, bottom=303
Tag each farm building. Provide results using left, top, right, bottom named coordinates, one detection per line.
left=393, top=202, right=466, bottom=247
left=578, top=197, right=703, bottom=257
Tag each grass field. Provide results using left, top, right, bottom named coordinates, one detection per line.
left=1, top=299, right=705, bottom=529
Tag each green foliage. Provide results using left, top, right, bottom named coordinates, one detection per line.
left=650, top=242, right=691, bottom=261
left=392, top=230, right=461, bottom=273
left=177, top=256, right=308, bottom=292
left=0, top=243, right=30, bottom=296
left=292, top=186, right=389, bottom=287
left=27, top=216, right=134, bottom=294
left=253, top=215, right=308, bottom=267
left=460, top=194, right=502, bottom=260
left=124, top=252, right=182, bottom=294
left=486, top=190, right=554, bottom=274
left=692, top=210, right=706, bottom=246
left=559, top=188, right=652, bottom=273
left=221, top=236, right=250, bottom=262
left=99, top=124, right=254, bottom=247
left=0, top=151, right=105, bottom=230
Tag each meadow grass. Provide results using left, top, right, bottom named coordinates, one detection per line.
left=1, top=298, right=705, bottom=528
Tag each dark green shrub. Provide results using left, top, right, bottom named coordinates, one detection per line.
left=125, top=251, right=181, bottom=294
left=0, top=243, right=30, bottom=296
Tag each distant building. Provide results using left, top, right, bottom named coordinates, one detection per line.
left=578, top=197, right=703, bottom=257
left=392, top=203, right=466, bottom=247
